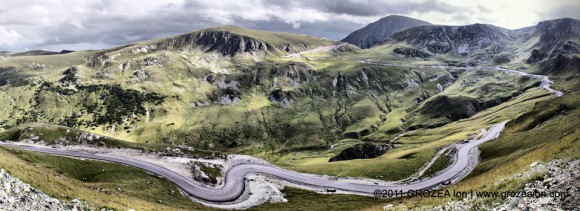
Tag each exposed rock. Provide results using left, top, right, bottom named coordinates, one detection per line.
left=329, top=143, right=394, bottom=162
left=59, top=67, right=80, bottom=85
left=218, top=80, right=239, bottom=90
left=27, top=63, right=46, bottom=70
left=523, top=18, right=580, bottom=62
left=141, top=57, right=162, bottom=66
left=205, top=74, right=216, bottom=83
left=76, top=132, right=101, bottom=144
left=0, top=169, right=86, bottom=210
left=132, top=69, right=150, bottom=80
left=218, top=95, right=239, bottom=105
left=118, top=62, right=131, bottom=71
left=495, top=159, right=579, bottom=210
left=549, top=53, right=580, bottom=75
left=389, top=23, right=512, bottom=55
left=190, top=101, right=210, bottom=108
left=393, top=47, right=431, bottom=58
left=395, top=159, right=579, bottom=211
left=150, top=26, right=328, bottom=56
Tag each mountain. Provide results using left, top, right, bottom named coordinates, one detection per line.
left=388, top=23, right=512, bottom=56
left=341, top=15, right=431, bottom=49
left=365, top=18, right=580, bottom=72
left=133, top=25, right=335, bottom=57
left=517, top=18, right=580, bottom=62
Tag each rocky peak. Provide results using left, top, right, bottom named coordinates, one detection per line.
left=342, top=15, right=431, bottom=49
left=536, top=18, right=580, bottom=36
left=525, top=18, right=580, bottom=63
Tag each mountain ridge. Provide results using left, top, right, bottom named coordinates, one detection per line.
left=341, top=15, right=431, bottom=49
left=134, top=25, right=336, bottom=57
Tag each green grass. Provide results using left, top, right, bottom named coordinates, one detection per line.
left=254, top=85, right=554, bottom=181
left=194, top=162, right=222, bottom=184
left=0, top=146, right=215, bottom=211
left=0, top=122, right=225, bottom=159
left=361, top=91, right=580, bottom=210
left=251, top=187, right=386, bottom=211
left=419, top=153, right=452, bottom=179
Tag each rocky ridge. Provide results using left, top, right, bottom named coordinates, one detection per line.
left=342, top=15, right=431, bottom=49
left=139, top=26, right=333, bottom=57
left=388, top=24, right=512, bottom=56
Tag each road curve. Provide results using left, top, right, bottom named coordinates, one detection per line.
left=0, top=121, right=508, bottom=203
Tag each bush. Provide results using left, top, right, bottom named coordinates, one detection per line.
left=493, top=53, right=511, bottom=64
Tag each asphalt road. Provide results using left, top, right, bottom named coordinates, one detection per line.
left=0, top=121, right=508, bottom=203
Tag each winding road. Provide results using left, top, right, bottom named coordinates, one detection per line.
left=0, top=121, right=507, bottom=203
left=0, top=64, right=563, bottom=205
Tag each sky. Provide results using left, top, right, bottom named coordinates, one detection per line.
left=0, top=0, right=578, bottom=52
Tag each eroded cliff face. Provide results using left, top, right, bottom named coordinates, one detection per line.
left=154, top=31, right=310, bottom=56
left=389, top=24, right=512, bottom=56
left=525, top=18, right=580, bottom=63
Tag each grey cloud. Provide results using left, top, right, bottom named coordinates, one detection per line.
left=539, top=4, right=580, bottom=20
left=276, top=0, right=459, bottom=16
left=0, top=0, right=577, bottom=52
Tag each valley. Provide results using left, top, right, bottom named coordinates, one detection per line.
left=0, top=14, right=579, bottom=211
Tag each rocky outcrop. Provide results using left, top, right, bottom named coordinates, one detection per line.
left=393, top=47, right=431, bottom=58
left=59, top=67, right=80, bottom=85
left=546, top=53, right=580, bottom=75
left=75, top=132, right=102, bottom=145
left=496, top=160, right=579, bottom=210
left=524, top=18, right=580, bottom=63
left=389, top=24, right=512, bottom=55
left=342, top=15, right=431, bottom=49
left=132, top=69, right=151, bottom=80
left=0, top=169, right=85, bottom=210
left=329, top=143, right=394, bottom=162
left=141, top=57, right=162, bottom=66
left=384, top=159, right=579, bottom=210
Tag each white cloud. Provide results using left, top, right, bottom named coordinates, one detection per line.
left=0, top=26, right=31, bottom=47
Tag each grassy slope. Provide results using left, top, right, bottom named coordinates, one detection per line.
left=0, top=147, right=213, bottom=211
left=360, top=90, right=580, bottom=210
left=254, top=87, right=554, bottom=181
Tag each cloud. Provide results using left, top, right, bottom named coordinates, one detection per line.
left=0, top=27, right=27, bottom=47
left=0, top=0, right=577, bottom=51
